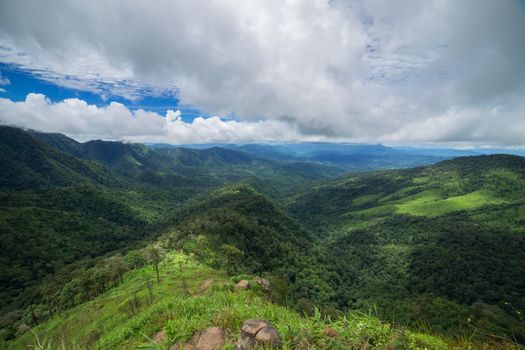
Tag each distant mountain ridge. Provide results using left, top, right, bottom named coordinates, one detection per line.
left=150, top=142, right=453, bottom=170
left=151, top=141, right=525, bottom=170
left=1, top=126, right=344, bottom=192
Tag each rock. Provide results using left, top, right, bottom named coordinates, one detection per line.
left=236, top=319, right=281, bottom=349
left=169, top=342, right=194, bottom=350
left=235, top=279, right=249, bottom=290
left=241, top=319, right=270, bottom=337
left=323, top=327, right=338, bottom=337
left=254, top=277, right=270, bottom=293
left=195, top=327, right=226, bottom=350
left=171, top=327, right=225, bottom=350
left=254, top=325, right=281, bottom=347
left=154, top=329, right=166, bottom=343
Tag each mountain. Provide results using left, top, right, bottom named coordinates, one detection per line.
left=288, top=154, right=525, bottom=229
left=2, top=125, right=525, bottom=348
left=235, top=144, right=299, bottom=161
left=0, top=126, right=341, bottom=323
left=27, top=130, right=83, bottom=156
left=393, top=146, right=481, bottom=158
left=286, top=154, right=525, bottom=341
left=166, top=142, right=451, bottom=170
left=162, top=183, right=327, bottom=302
left=30, top=130, right=344, bottom=189
left=0, top=126, right=124, bottom=191
left=5, top=170, right=521, bottom=348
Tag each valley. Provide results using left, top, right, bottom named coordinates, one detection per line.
left=1, top=126, right=524, bottom=349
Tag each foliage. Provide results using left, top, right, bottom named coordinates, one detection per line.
left=6, top=252, right=474, bottom=350
left=2, top=126, right=525, bottom=347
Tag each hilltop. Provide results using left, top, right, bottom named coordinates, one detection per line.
left=6, top=250, right=454, bottom=350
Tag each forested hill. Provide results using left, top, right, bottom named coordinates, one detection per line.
left=26, top=126, right=344, bottom=188
left=287, top=154, right=525, bottom=230
left=286, top=154, right=525, bottom=342
left=0, top=125, right=341, bottom=340
left=0, top=126, right=125, bottom=191
left=2, top=125, right=525, bottom=348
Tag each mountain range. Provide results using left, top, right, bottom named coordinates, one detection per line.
left=1, top=125, right=524, bottom=349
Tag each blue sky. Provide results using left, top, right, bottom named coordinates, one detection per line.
left=0, top=63, right=204, bottom=123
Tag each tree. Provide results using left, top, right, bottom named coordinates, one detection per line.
left=220, top=244, right=244, bottom=274
left=143, top=245, right=165, bottom=283
left=41, top=280, right=59, bottom=318
left=125, top=249, right=146, bottom=269
left=105, top=254, right=128, bottom=285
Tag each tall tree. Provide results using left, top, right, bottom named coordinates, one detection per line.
left=143, top=245, right=165, bottom=283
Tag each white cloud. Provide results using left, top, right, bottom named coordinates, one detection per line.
left=0, top=72, right=10, bottom=86
left=0, top=94, right=313, bottom=143
left=0, top=94, right=164, bottom=140
left=162, top=111, right=307, bottom=144
left=2, top=93, right=525, bottom=146
left=0, top=0, right=524, bottom=144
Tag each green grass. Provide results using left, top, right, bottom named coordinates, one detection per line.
left=348, top=189, right=507, bottom=218
left=351, top=193, right=384, bottom=207
left=351, top=204, right=397, bottom=217
left=397, top=190, right=506, bottom=217
left=8, top=251, right=455, bottom=350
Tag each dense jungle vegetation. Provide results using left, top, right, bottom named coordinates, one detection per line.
left=1, top=126, right=524, bottom=349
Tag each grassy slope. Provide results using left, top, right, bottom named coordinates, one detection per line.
left=7, top=251, right=457, bottom=350
left=287, top=155, right=525, bottom=230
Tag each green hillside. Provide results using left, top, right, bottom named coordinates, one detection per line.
left=287, top=155, right=525, bottom=229
left=30, top=129, right=344, bottom=191
left=0, top=127, right=342, bottom=345
left=0, top=127, right=125, bottom=191
left=2, top=127, right=525, bottom=348
left=3, top=249, right=472, bottom=350
left=287, top=155, right=525, bottom=343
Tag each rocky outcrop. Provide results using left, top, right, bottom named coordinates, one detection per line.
left=235, top=277, right=270, bottom=293
left=235, top=319, right=282, bottom=349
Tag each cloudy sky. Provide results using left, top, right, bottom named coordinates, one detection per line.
left=0, top=0, right=524, bottom=145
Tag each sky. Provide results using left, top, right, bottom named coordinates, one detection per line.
left=0, top=0, right=524, bottom=145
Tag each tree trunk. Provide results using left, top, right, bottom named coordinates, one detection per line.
left=155, top=264, right=160, bottom=283
left=47, top=299, right=54, bottom=318
left=29, top=304, right=39, bottom=326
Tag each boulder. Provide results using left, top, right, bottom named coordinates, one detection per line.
left=241, top=319, right=271, bottom=336
left=254, top=277, right=270, bottom=293
left=254, top=325, right=281, bottom=347
left=196, top=327, right=226, bottom=350
left=236, top=319, right=281, bottom=349
left=170, top=327, right=225, bottom=350
left=235, top=279, right=249, bottom=290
